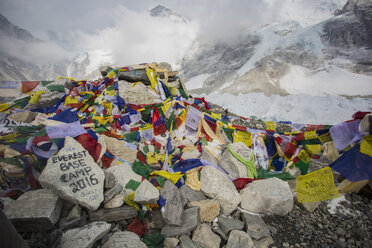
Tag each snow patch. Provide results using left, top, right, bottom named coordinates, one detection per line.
left=199, top=92, right=372, bottom=125
left=280, top=65, right=372, bottom=96
left=326, top=195, right=359, bottom=216
left=186, top=74, right=210, bottom=90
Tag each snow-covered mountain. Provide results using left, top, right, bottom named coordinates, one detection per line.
left=181, top=0, right=372, bottom=98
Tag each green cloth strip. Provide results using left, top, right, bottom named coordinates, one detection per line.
left=227, top=144, right=257, bottom=178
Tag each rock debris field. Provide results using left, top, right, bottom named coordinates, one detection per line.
left=0, top=62, right=371, bottom=248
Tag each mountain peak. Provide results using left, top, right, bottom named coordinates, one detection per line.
left=149, top=5, right=189, bottom=23
left=0, top=13, right=41, bottom=42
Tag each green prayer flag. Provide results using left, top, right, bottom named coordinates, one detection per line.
left=125, top=179, right=141, bottom=191
left=143, top=232, right=165, bottom=248
left=132, top=161, right=152, bottom=179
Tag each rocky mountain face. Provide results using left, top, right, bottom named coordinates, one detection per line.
left=180, top=0, right=372, bottom=96
left=149, top=4, right=189, bottom=23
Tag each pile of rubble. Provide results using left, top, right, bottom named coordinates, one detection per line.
left=0, top=62, right=371, bottom=248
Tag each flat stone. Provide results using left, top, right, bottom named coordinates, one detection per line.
left=117, top=69, right=150, bottom=83
left=104, top=193, right=125, bottom=209
left=192, top=223, right=221, bottom=248
left=99, top=66, right=113, bottom=76
left=160, top=180, right=184, bottom=225
left=161, top=207, right=200, bottom=237
left=37, top=91, right=65, bottom=108
left=39, top=137, right=105, bottom=210
left=102, top=231, right=147, bottom=248
left=218, top=216, right=245, bottom=235
left=212, top=226, right=228, bottom=242
left=219, top=142, right=254, bottom=179
left=4, top=189, right=62, bottom=232
left=240, top=177, right=293, bottom=216
left=179, top=235, right=202, bottom=248
left=60, top=221, right=111, bottom=248
left=201, top=148, right=219, bottom=165
left=187, top=199, right=220, bottom=222
left=104, top=170, right=116, bottom=189
left=134, top=179, right=159, bottom=204
left=182, top=149, right=201, bottom=160
left=103, top=136, right=138, bottom=163
left=200, top=166, right=240, bottom=215
left=89, top=205, right=138, bottom=222
left=8, top=111, right=37, bottom=123
left=180, top=185, right=207, bottom=206
left=253, top=236, right=274, bottom=248
left=145, top=208, right=165, bottom=230
left=241, top=213, right=271, bottom=240
left=104, top=184, right=123, bottom=203
left=118, top=81, right=160, bottom=105
left=226, top=230, right=256, bottom=248
left=164, top=237, right=179, bottom=248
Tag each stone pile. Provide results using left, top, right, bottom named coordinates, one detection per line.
left=0, top=62, right=371, bottom=248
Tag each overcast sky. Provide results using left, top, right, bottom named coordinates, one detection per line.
left=0, top=0, right=345, bottom=69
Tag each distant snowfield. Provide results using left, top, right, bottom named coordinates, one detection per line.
left=186, top=73, right=210, bottom=90
left=280, top=66, right=372, bottom=96
left=198, top=92, right=372, bottom=125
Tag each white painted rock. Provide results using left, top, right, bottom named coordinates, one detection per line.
left=60, top=221, right=111, bottom=248
left=200, top=166, right=240, bottom=215
left=39, top=136, right=105, bottom=210
left=240, top=177, right=293, bottom=216
left=219, top=142, right=253, bottom=179
left=134, top=179, right=159, bottom=204
left=102, top=231, right=147, bottom=248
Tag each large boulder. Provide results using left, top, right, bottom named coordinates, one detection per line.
left=161, top=207, right=200, bottom=237
left=187, top=199, right=220, bottom=222
left=39, top=137, right=105, bottom=210
left=240, top=177, right=293, bottom=215
left=118, top=81, right=160, bottom=105
left=134, top=179, right=159, bottom=204
left=192, top=223, right=221, bottom=248
left=219, top=142, right=254, bottom=179
left=4, top=189, right=62, bottom=232
left=200, top=166, right=240, bottom=215
left=160, top=180, right=184, bottom=226
left=226, top=230, right=256, bottom=248
left=102, top=231, right=147, bottom=248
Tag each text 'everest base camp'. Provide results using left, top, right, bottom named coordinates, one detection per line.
left=0, top=1, right=372, bottom=248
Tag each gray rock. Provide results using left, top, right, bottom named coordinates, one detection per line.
left=102, top=231, right=147, bottom=248
left=104, top=170, right=116, bottom=189
left=104, top=184, right=123, bottom=203
left=179, top=185, right=207, bottom=206
left=117, top=69, right=150, bottom=83
left=134, top=179, right=159, bottom=204
left=219, top=142, right=254, bottom=179
left=60, top=221, right=111, bottom=248
left=118, top=81, right=160, bottom=105
left=201, top=148, right=219, bottom=165
left=145, top=208, right=165, bottom=230
left=218, top=216, right=245, bottom=235
left=253, top=236, right=274, bottom=248
left=181, top=149, right=201, bottom=160
left=8, top=110, right=37, bottom=123
left=187, top=199, right=220, bottom=222
left=66, top=205, right=81, bottom=221
left=89, top=205, right=138, bottom=222
left=240, top=177, right=293, bottom=216
left=164, top=237, right=179, bottom=248
left=212, top=226, right=228, bottom=241
left=192, top=223, right=221, bottom=248
left=103, top=136, right=138, bottom=163
left=161, top=206, right=200, bottom=237
left=99, top=66, right=113, bottom=76
left=226, top=230, right=256, bottom=248
left=179, top=235, right=202, bottom=248
left=37, top=91, right=65, bottom=108
left=160, top=180, right=184, bottom=225
left=241, top=213, right=271, bottom=240
left=59, top=211, right=87, bottom=231
left=39, top=137, right=105, bottom=210
left=4, top=189, right=62, bottom=232
left=200, top=166, right=240, bottom=215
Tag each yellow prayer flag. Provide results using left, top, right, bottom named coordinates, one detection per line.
left=146, top=68, right=158, bottom=88
left=65, top=96, right=78, bottom=105
left=360, top=135, right=372, bottom=157
left=146, top=152, right=158, bottom=164
left=102, top=102, right=113, bottom=115
left=304, top=131, right=317, bottom=140
left=305, top=144, right=322, bottom=155
left=150, top=170, right=183, bottom=185
left=297, top=149, right=311, bottom=163
left=265, top=121, right=276, bottom=131
left=296, top=166, right=340, bottom=203
left=234, top=130, right=252, bottom=147
left=124, top=192, right=140, bottom=210
left=0, top=103, right=9, bottom=112
left=210, top=112, right=222, bottom=120
left=93, top=116, right=112, bottom=125
left=106, top=70, right=116, bottom=79
left=318, top=132, right=332, bottom=144
left=29, top=90, right=46, bottom=104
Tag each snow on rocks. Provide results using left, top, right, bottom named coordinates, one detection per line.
left=39, top=136, right=105, bottom=210
left=240, top=177, right=293, bottom=216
